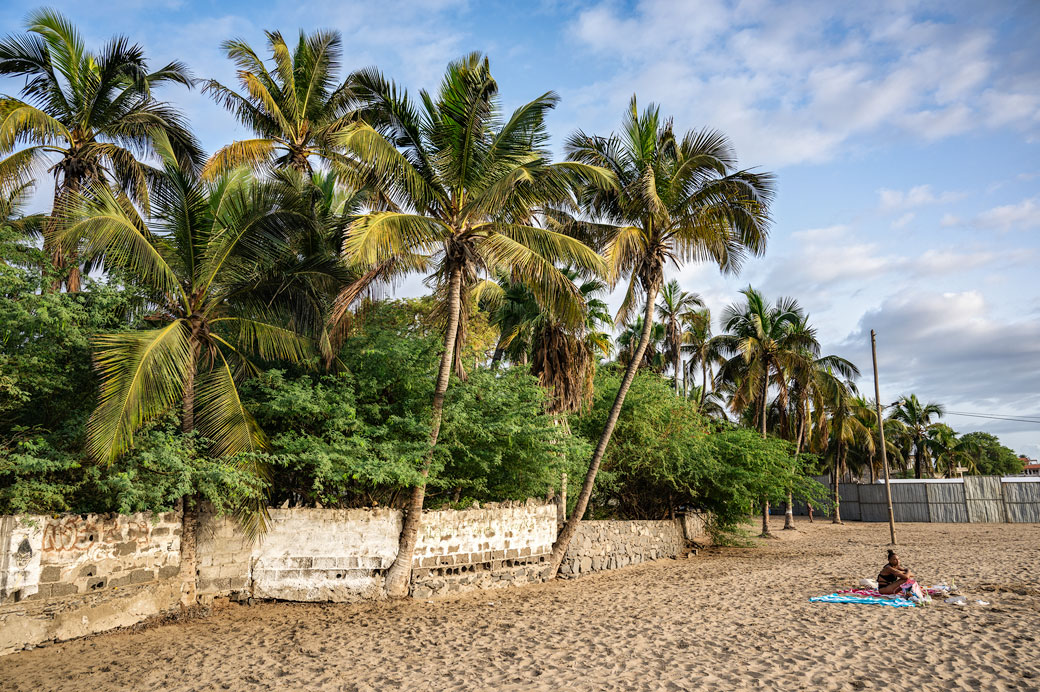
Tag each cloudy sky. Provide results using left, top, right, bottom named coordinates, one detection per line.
left=3, top=0, right=1038, bottom=456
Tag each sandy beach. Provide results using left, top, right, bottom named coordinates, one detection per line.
left=2, top=518, right=1038, bottom=692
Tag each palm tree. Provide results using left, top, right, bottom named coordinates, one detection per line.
left=64, top=134, right=319, bottom=537
left=334, top=54, right=608, bottom=596
left=714, top=288, right=817, bottom=536
left=202, top=30, right=356, bottom=178
left=816, top=380, right=868, bottom=523
left=549, top=97, right=774, bottom=571
left=889, top=394, right=946, bottom=478
left=780, top=320, right=860, bottom=528
left=0, top=9, right=200, bottom=290
left=616, top=315, right=666, bottom=372
left=656, top=279, right=704, bottom=395
left=485, top=269, right=612, bottom=413
left=0, top=174, right=44, bottom=267
left=680, top=307, right=715, bottom=406
left=925, top=424, right=978, bottom=478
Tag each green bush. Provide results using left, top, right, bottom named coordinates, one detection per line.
left=573, top=368, right=826, bottom=530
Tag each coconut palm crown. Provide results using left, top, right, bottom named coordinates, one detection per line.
left=202, top=29, right=356, bottom=178
left=0, top=9, right=201, bottom=289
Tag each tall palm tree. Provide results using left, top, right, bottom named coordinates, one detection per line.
left=334, top=54, right=608, bottom=596
left=0, top=9, right=200, bottom=290
left=656, top=279, right=703, bottom=395
left=202, top=30, right=356, bottom=178
left=779, top=319, right=859, bottom=528
left=816, top=380, right=868, bottom=523
left=714, top=288, right=817, bottom=536
left=63, top=134, right=319, bottom=537
left=680, top=307, right=715, bottom=405
left=889, top=394, right=946, bottom=478
left=549, top=97, right=774, bottom=571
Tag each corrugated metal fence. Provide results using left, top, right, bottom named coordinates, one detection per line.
left=806, top=477, right=1040, bottom=524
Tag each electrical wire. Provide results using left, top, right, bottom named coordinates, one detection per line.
left=944, top=410, right=1040, bottom=425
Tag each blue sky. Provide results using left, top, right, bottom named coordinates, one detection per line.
left=3, top=0, right=1039, bottom=457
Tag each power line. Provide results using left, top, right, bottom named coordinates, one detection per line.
left=944, top=410, right=1040, bottom=425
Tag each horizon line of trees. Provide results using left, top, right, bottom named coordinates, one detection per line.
left=0, top=12, right=1023, bottom=594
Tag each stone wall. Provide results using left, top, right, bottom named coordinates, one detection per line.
left=196, top=507, right=403, bottom=602
left=410, top=502, right=556, bottom=597
left=2, top=503, right=697, bottom=655
left=559, top=519, right=686, bottom=577
left=0, top=512, right=182, bottom=655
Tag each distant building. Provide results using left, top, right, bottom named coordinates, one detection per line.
left=1020, top=456, right=1040, bottom=476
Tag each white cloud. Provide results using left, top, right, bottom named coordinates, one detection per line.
left=891, top=212, right=915, bottom=229
left=971, top=197, right=1040, bottom=232
left=877, top=185, right=963, bottom=212
left=834, top=291, right=1040, bottom=453
left=565, top=0, right=1040, bottom=167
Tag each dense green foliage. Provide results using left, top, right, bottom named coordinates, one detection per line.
left=0, top=264, right=266, bottom=514
left=957, top=432, right=1024, bottom=476
left=574, top=369, right=827, bottom=529
left=239, top=301, right=588, bottom=508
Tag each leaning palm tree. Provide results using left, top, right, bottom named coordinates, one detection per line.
left=889, top=394, right=946, bottom=478
left=0, top=9, right=200, bottom=290
left=335, top=53, right=609, bottom=596
left=549, top=97, right=774, bottom=572
left=714, top=288, right=817, bottom=536
left=63, top=134, right=317, bottom=539
left=202, top=30, right=356, bottom=178
left=656, top=279, right=704, bottom=395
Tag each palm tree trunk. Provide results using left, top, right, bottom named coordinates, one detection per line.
left=832, top=443, right=843, bottom=524
left=673, top=340, right=680, bottom=396
left=384, top=266, right=463, bottom=597
left=700, top=358, right=708, bottom=407
left=178, top=332, right=200, bottom=606
left=914, top=439, right=923, bottom=479
left=682, top=358, right=689, bottom=399
left=759, top=361, right=773, bottom=537
left=490, top=345, right=505, bottom=368
left=784, top=410, right=805, bottom=530
left=548, top=279, right=660, bottom=576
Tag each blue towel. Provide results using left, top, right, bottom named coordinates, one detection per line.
left=810, top=593, right=916, bottom=607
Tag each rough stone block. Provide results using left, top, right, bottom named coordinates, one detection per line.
left=129, top=569, right=154, bottom=584
left=39, top=566, right=62, bottom=583
left=158, top=565, right=180, bottom=580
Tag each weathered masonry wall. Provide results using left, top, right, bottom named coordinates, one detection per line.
left=2, top=503, right=699, bottom=655
left=814, top=477, right=1040, bottom=524
left=559, top=519, right=686, bottom=577
left=0, top=512, right=182, bottom=656
left=196, top=507, right=402, bottom=602
left=411, top=503, right=557, bottom=598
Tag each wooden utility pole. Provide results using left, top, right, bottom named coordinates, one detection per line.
left=871, top=330, right=897, bottom=545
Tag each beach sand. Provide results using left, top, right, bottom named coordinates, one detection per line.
left=2, top=518, right=1038, bottom=691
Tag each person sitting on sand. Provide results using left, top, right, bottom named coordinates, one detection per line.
left=877, top=550, right=915, bottom=594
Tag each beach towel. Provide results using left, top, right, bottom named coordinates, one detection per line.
left=810, top=592, right=917, bottom=607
